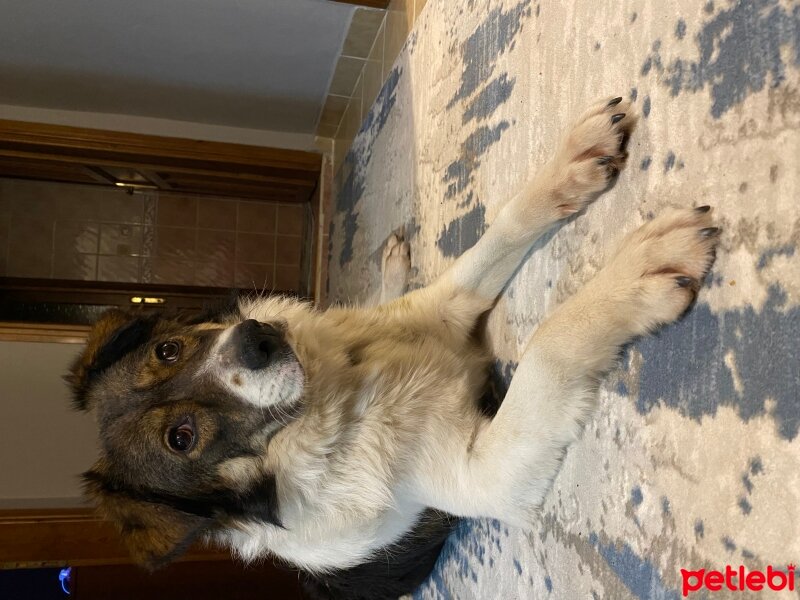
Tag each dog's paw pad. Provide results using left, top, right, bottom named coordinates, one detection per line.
left=552, top=96, right=639, bottom=215
left=605, top=207, right=720, bottom=333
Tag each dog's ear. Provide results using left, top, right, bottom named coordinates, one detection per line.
left=66, top=309, right=156, bottom=410
left=83, top=462, right=211, bottom=570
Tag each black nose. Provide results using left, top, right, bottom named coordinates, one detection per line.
left=236, top=319, right=284, bottom=370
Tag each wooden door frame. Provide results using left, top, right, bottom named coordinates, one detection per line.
left=0, top=118, right=321, bottom=201
left=0, top=322, right=89, bottom=344
left=0, top=277, right=241, bottom=310
left=0, top=276, right=263, bottom=334
left=0, top=508, right=228, bottom=569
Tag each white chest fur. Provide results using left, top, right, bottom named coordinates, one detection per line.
left=221, top=500, right=424, bottom=572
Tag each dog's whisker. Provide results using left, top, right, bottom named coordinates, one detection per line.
left=260, top=272, right=269, bottom=299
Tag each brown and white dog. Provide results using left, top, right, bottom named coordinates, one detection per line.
left=68, top=97, right=719, bottom=599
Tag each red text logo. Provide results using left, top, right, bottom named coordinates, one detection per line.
left=681, top=565, right=796, bottom=596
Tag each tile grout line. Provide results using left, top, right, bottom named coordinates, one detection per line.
left=332, top=0, right=420, bottom=175
left=331, top=10, right=388, bottom=145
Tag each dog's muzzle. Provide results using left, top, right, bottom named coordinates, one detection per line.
left=233, top=319, right=287, bottom=370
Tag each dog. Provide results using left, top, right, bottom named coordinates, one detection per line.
left=67, top=96, right=719, bottom=599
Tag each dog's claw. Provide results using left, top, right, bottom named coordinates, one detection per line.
left=695, top=205, right=711, bottom=213
left=611, top=113, right=625, bottom=124
left=675, top=276, right=693, bottom=288
left=597, top=156, right=614, bottom=165
left=608, top=96, right=623, bottom=107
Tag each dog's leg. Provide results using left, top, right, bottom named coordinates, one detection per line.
left=364, top=231, right=411, bottom=306
left=414, top=208, right=720, bottom=524
left=380, top=231, right=411, bottom=304
left=428, top=97, right=636, bottom=309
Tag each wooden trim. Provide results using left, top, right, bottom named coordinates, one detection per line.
left=0, top=508, right=228, bottom=569
left=0, top=149, right=319, bottom=187
left=0, top=322, right=89, bottom=344
left=0, top=277, right=238, bottom=297
left=330, top=0, right=389, bottom=8
left=0, top=119, right=320, bottom=172
left=0, top=277, right=241, bottom=315
left=73, top=560, right=303, bottom=599
left=0, top=119, right=322, bottom=202
left=0, top=278, right=305, bottom=328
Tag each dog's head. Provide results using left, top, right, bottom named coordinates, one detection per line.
left=67, top=305, right=305, bottom=569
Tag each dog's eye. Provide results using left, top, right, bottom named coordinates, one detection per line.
left=167, top=421, right=195, bottom=453
left=155, top=341, right=181, bottom=363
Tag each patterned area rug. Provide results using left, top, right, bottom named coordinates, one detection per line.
left=327, top=1, right=800, bottom=597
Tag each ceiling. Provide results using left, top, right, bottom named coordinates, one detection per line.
left=0, top=0, right=355, bottom=133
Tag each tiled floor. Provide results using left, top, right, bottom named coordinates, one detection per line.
left=315, top=0, right=428, bottom=173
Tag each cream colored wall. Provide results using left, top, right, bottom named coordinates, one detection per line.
left=0, top=341, right=96, bottom=508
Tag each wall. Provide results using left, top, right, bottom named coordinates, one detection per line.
left=0, top=341, right=96, bottom=508
left=326, top=0, right=800, bottom=598
left=0, top=179, right=306, bottom=292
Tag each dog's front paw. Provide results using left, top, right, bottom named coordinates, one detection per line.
left=550, top=96, right=638, bottom=216
left=598, top=206, right=719, bottom=335
left=381, top=230, right=411, bottom=301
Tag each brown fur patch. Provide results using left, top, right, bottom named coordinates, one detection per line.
left=66, top=310, right=154, bottom=410
left=84, top=460, right=210, bottom=570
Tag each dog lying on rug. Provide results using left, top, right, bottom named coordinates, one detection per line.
left=67, top=97, right=719, bottom=599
